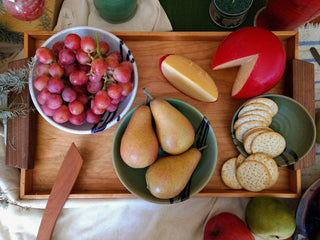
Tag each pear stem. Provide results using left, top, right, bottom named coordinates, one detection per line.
left=143, top=88, right=154, bottom=100
left=198, top=145, right=208, bottom=151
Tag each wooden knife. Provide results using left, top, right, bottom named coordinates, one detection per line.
left=36, top=142, right=83, bottom=240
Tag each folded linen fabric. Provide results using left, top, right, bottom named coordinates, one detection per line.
left=54, top=0, right=173, bottom=32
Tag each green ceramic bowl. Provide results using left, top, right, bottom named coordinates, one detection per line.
left=112, top=98, right=218, bottom=204
left=231, top=94, right=316, bottom=167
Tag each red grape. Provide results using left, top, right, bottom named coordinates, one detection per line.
left=99, top=41, right=110, bottom=56
left=36, top=47, right=55, bottom=64
left=36, top=63, right=50, bottom=76
left=72, top=85, right=87, bottom=94
left=69, top=112, right=86, bottom=125
left=34, top=76, right=49, bottom=91
left=52, top=105, right=70, bottom=123
left=62, top=88, right=77, bottom=102
left=88, top=74, right=101, bottom=82
left=41, top=104, right=56, bottom=117
left=76, top=93, right=89, bottom=105
left=78, top=64, right=91, bottom=73
left=105, top=56, right=119, bottom=70
left=87, top=80, right=102, bottom=94
left=46, top=94, right=62, bottom=110
left=65, top=33, right=81, bottom=51
left=37, top=88, right=52, bottom=105
left=69, top=70, right=88, bottom=86
left=86, top=109, right=100, bottom=124
left=68, top=100, right=84, bottom=115
left=118, top=82, right=133, bottom=96
left=119, top=61, right=133, bottom=73
left=49, top=62, right=64, bottom=78
left=81, top=36, right=96, bottom=53
left=108, top=51, right=122, bottom=62
left=113, top=66, right=131, bottom=83
left=59, top=48, right=76, bottom=65
left=62, top=63, right=79, bottom=77
left=94, top=90, right=111, bottom=109
left=76, top=48, right=91, bottom=65
left=52, top=41, right=65, bottom=55
left=47, top=77, right=64, bottom=94
left=91, top=100, right=105, bottom=115
left=91, top=58, right=107, bottom=76
left=106, top=103, right=118, bottom=112
left=107, top=83, right=122, bottom=99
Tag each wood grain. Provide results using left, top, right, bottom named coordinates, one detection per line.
left=36, top=143, right=83, bottom=240
left=285, top=59, right=316, bottom=170
left=13, top=31, right=307, bottom=199
left=5, top=58, right=36, bottom=169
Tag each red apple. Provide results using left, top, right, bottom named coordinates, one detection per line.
left=204, top=212, right=254, bottom=240
left=212, top=27, right=286, bottom=99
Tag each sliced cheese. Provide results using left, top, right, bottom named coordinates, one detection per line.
left=161, top=55, right=218, bottom=102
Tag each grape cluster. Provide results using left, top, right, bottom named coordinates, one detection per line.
left=33, top=32, right=134, bottom=126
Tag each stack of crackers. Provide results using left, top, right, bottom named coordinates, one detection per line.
left=222, top=97, right=286, bottom=192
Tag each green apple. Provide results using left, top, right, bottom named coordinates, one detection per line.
left=245, top=197, right=296, bottom=240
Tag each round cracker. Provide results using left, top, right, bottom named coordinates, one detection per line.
left=242, top=126, right=273, bottom=142
left=245, top=153, right=279, bottom=188
left=236, top=160, right=270, bottom=192
left=234, top=114, right=270, bottom=130
left=238, top=103, right=274, bottom=118
left=236, top=154, right=246, bottom=167
left=243, top=129, right=269, bottom=154
left=221, top=158, right=242, bottom=189
left=241, top=110, right=273, bottom=125
left=235, top=120, right=269, bottom=142
left=245, top=97, right=278, bottom=116
left=251, top=131, right=286, bottom=158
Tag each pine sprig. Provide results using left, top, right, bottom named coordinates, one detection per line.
left=0, top=59, right=34, bottom=120
left=0, top=22, right=23, bottom=44
left=0, top=99, right=33, bottom=119
left=0, top=67, right=29, bottom=94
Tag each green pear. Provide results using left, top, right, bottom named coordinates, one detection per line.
left=149, top=97, right=195, bottom=155
left=245, top=197, right=296, bottom=240
left=145, top=147, right=201, bottom=199
left=120, top=105, right=158, bottom=168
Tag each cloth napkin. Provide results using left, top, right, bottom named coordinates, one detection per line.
left=0, top=5, right=320, bottom=238
left=54, top=0, right=173, bottom=32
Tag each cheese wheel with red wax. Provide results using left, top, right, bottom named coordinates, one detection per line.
left=212, top=27, right=286, bottom=99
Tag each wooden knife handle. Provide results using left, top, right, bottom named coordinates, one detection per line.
left=36, top=143, right=83, bottom=240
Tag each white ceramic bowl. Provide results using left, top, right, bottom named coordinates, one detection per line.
left=29, top=26, right=138, bottom=134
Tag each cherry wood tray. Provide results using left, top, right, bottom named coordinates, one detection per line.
left=10, top=31, right=314, bottom=200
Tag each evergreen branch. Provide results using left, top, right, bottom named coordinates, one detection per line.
left=0, top=61, right=33, bottom=94
left=0, top=22, right=23, bottom=44
left=0, top=101, right=33, bottom=119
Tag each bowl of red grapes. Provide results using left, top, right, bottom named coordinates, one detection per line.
left=29, top=26, right=138, bottom=134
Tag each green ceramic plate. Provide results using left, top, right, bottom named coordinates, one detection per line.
left=231, top=94, right=316, bottom=167
left=112, top=98, right=218, bottom=204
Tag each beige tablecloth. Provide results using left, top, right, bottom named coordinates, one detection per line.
left=0, top=1, right=320, bottom=238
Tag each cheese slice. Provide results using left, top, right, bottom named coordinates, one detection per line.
left=160, top=55, right=218, bottom=102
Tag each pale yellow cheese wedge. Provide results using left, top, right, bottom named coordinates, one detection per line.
left=160, top=55, right=218, bottom=102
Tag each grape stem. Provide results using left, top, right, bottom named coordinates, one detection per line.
left=94, top=32, right=104, bottom=60
left=142, top=88, right=154, bottom=100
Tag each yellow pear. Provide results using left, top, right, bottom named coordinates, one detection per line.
left=149, top=97, right=195, bottom=155
left=145, top=147, right=201, bottom=199
left=120, top=105, right=158, bottom=168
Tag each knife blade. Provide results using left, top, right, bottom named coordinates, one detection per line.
left=310, top=47, right=320, bottom=66
left=36, top=143, right=83, bottom=240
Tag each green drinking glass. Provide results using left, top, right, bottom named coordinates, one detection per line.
left=93, top=0, right=137, bottom=24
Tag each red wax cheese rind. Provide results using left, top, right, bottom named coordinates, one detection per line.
left=211, top=27, right=286, bottom=99
left=159, top=54, right=218, bottom=102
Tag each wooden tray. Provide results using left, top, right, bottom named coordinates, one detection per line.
left=12, top=31, right=312, bottom=199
